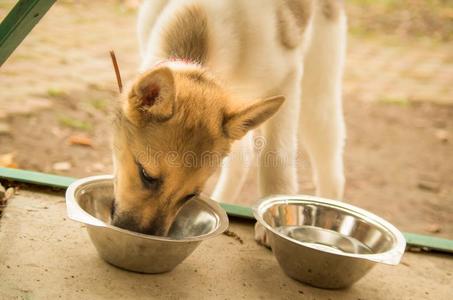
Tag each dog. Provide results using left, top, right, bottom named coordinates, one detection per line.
left=111, top=0, right=346, bottom=242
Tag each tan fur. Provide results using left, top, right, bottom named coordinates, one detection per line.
left=162, top=5, right=209, bottom=63
left=321, top=0, right=344, bottom=21
left=114, top=68, right=230, bottom=232
left=277, top=0, right=313, bottom=49
left=223, top=96, right=284, bottom=139
left=124, top=67, right=176, bottom=125
left=113, top=65, right=282, bottom=234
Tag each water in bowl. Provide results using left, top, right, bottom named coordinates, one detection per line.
left=276, top=225, right=373, bottom=255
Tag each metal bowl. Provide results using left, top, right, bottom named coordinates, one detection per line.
left=65, top=175, right=228, bottom=273
left=254, top=195, right=406, bottom=289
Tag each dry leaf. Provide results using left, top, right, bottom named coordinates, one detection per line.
left=68, top=135, right=93, bottom=147
left=0, top=153, right=18, bottom=168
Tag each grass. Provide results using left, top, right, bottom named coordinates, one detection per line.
left=347, top=0, right=453, bottom=42
left=379, top=96, right=411, bottom=107
left=47, top=88, right=66, bottom=98
left=88, top=98, right=107, bottom=111
left=58, top=115, right=92, bottom=131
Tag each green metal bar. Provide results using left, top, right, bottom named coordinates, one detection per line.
left=0, top=0, right=56, bottom=66
left=219, top=202, right=254, bottom=219
left=404, top=233, right=453, bottom=253
left=1, top=167, right=453, bottom=254
left=0, top=167, right=75, bottom=189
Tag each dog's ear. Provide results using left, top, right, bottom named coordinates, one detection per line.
left=124, top=67, right=175, bottom=125
left=223, top=96, right=285, bottom=140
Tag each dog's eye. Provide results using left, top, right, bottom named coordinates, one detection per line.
left=138, top=165, right=161, bottom=189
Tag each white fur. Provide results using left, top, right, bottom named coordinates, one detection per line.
left=137, top=0, right=346, bottom=201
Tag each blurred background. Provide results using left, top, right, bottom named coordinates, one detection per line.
left=0, top=0, right=452, bottom=239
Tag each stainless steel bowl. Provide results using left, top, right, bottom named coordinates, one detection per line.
left=254, top=195, right=406, bottom=289
left=66, top=175, right=228, bottom=273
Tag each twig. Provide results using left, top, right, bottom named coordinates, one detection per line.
left=223, top=230, right=244, bottom=244
left=109, top=50, right=123, bottom=93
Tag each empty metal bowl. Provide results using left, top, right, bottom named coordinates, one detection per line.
left=66, top=175, right=228, bottom=273
left=254, top=195, right=406, bottom=289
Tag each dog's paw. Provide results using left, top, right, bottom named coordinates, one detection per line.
left=254, top=222, right=271, bottom=249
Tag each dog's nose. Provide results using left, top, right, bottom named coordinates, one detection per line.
left=111, top=213, right=141, bottom=233
left=143, top=214, right=170, bottom=236
left=142, top=226, right=167, bottom=236
left=112, top=213, right=169, bottom=236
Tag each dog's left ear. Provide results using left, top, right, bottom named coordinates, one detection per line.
left=223, top=96, right=285, bottom=140
left=124, top=67, right=176, bottom=125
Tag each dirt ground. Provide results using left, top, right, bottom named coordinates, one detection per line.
left=1, top=0, right=453, bottom=242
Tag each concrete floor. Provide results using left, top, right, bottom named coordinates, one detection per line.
left=0, top=188, right=452, bottom=300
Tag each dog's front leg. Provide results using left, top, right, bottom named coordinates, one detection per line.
left=299, top=3, right=347, bottom=201
left=255, top=75, right=302, bottom=246
left=212, top=132, right=254, bottom=203
left=258, top=77, right=301, bottom=196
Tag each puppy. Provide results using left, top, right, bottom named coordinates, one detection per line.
left=111, top=0, right=346, bottom=241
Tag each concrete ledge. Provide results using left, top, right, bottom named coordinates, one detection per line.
left=0, top=189, right=452, bottom=299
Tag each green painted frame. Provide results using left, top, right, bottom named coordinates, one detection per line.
left=0, top=0, right=56, bottom=66
left=1, top=167, right=453, bottom=254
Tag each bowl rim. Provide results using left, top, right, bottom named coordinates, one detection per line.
left=65, top=175, right=229, bottom=242
left=253, top=195, right=406, bottom=265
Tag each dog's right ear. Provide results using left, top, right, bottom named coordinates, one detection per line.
left=223, top=95, right=285, bottom=140
left=123, top=67, right=176, bottom=125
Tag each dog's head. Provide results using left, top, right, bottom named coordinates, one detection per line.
left=112, top=63, right=284, bottom=235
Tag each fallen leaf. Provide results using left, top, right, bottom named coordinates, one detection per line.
left=0, top=153, right=18, bottom=168
left=68, top=135, right=93, bottom=147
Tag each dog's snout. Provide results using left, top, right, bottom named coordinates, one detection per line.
left=142, top=226, right=167, bottom=236
left=111, top=211, right=170, bottom=236
left=144, top=214, right=170, bottom=236
left=110, top=201, right=116, bottom=219
left=111, top=213, right=141, bottom=233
